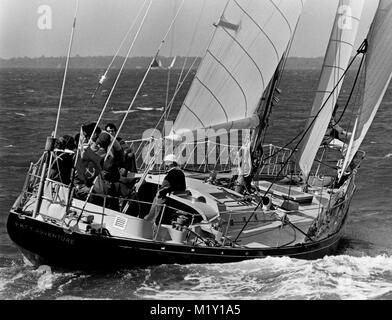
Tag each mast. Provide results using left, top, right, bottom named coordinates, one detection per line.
left=53, top=0, right=79, bottom=138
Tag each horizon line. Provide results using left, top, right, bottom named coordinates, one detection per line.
left=0, top=55, right=330, bottom=60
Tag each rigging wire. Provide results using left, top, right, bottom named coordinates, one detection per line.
left=260, top=15, right=367, bottom=182
left=335, top=47, right=367, bottom=125
left=133, top=55, right=200, bottom=157
left=301, top=3, right=344, bottom=189
left=160, top=55, right=200, bottom=124
left=335, top=57, right=367, bottom=180
left=259, top=3, right=303, bottom=148
left=76, top=0, right=186, bottom=222
left=164, top=0, right=177, bottom=119
left=73, top=0, right=153, bottom=223
left=48, top=0, right=79, bottom=182
left=109, top=0, right=186, bottom=149
left=84, top=0, right=150, bottom=109
left=134, top=0, right=231, bottom=164
left=233, top=40, right=368, bottom=243
left=167, top=0, right=207, bottom=119
left=133, top=0, right=218, bottom=158
left=87, top=0, right=153, bottom=145
left=164, top=0, right=229, bottom=124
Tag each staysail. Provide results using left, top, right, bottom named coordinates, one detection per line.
left=170, top=0, right=306, bottom=138
left=341, top=0, right=392, bottom=174
left=297, top=0, right=364, bottom=180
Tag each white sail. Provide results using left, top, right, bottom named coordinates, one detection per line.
left=168, top=56, right=177, bottom=70
left=342, top=0, right=392, bottom=173
left=171, top=0, right=306, bottom=138
left=297, top=0, right=364, bottom=180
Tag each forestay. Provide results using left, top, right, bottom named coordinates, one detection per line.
left=297, top=0, right=364, bottom=180
left=171, top=0, right=305, bottom=138
left=342, top=0, right=392, bottom=174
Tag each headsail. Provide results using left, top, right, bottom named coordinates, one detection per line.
left=297, top=0, right=364, bottom=180
left=171, top=0, right=306, bottom=137
left=342, top=0, right=392, bottom=173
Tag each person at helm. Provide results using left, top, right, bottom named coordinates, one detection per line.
left=144, top=154, right=186, bottom=222
left=158, top=154, right=186, bottom=198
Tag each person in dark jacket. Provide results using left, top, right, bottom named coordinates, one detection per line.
left=94, top=132, right=122, bottom=183
left=144, top=154, right=186, bottom=222
left=157, top=154, right=186, bottom=198
left=105, top=123, right=118, bottom=138
left=82, top=122, right=101, bottom=145
left=50, top=135, right=76, bottom=185
left=90, top=131, right=124, bottom=209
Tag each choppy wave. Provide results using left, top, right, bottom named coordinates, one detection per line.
left=135, top=255, right=392, bottom=300
left=1, top=255, right=390, bottom=300
left=0, top=260, right=78, bottom=300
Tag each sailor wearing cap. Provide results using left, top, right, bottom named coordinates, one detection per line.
left=158, top=154, right=186, bottom=198
left=144, top=154, right=186, bottom=222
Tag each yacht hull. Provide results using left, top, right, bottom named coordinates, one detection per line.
left=7, top=209, right=346, bottom=270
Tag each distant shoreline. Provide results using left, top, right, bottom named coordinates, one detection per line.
left=0, top=56, right=360, bottom=70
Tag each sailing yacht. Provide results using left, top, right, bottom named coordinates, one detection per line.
left=6, top=0, right=392, bottom=270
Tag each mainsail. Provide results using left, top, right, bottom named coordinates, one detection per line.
left=297, top=0, right=364, bottom=180
left=342, top=0, right=392, bottom=173
left=171, top=0, right=306, bottom=138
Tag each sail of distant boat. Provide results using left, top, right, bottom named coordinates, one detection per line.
left=297, top=0, right=365, bottom=181
left=168, top=56, right=177, bottom=69
left=151, top=56, right=176, bottom=70
left=170, top=0, right=306, bottom=138
left=341, top=0, right=392, bottom=176
left=151, top=57, right=162, bottom=69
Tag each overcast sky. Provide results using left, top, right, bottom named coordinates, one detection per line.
left=0, top=0, right=379, bottom=59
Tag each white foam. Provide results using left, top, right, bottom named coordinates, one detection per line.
left=0, top=270, right=25, bottom=295
left=136, top=255, right=392, bottom=300
left=36, top=265, right=53, bottom=290
left=111, top=110, right=137, bottom=114
left=56, top=295, right=111, bottom=300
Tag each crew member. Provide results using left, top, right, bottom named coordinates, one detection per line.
left=49, top=135, right=76, bottom=185
left=144, top=154, right=186, bottom=223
